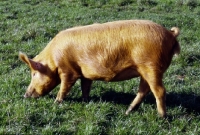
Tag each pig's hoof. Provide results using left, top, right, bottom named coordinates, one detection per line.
left=125, top=106, right=133, bottom=115
left=82, top=97, right=89, bottom=102
left=54, top=98, right=63, bottom=103
left=159, top=113, right=167, bottom=118
left=125, top=109, right=131, bottom=115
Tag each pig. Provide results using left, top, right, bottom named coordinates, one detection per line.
left=19, top=20, right=180, bottom=117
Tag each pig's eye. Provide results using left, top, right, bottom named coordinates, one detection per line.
left=33, top=73, right=36, bottom=77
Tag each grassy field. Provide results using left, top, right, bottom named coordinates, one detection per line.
left=1, top=0, right=200, bottom=134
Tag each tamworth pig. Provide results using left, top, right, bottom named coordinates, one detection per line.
left=19, top=20, right=180, bottom=117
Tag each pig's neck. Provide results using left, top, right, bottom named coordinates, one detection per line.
left=36, top=43, right=58, bottom=75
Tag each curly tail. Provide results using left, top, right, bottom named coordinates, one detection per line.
left=170, top=27, right=180, bottom=55
left=170, top=27, right=180, bottom=37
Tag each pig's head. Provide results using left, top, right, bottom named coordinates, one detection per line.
left=19, top=52, right=59, bottom=98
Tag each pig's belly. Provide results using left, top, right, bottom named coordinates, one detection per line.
left=82, top=66, right=140, bottom=82
left=111, top=67, right=140, bottom=81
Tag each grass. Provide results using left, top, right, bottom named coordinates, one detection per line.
left=0, top=0, right=200, bottom=134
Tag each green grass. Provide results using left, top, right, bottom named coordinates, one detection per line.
left=1, top=0, right=200, bottom=134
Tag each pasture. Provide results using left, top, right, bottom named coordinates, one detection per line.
left=0, top=0, right=200, bottom=134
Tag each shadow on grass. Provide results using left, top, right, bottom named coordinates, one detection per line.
left=65, top=89, right=200, bottom=115
left=186, top=54, right=200, bottom=66
left=166, top=92, right=200, bottom=113
left=102, top=91, right=200, bottom=113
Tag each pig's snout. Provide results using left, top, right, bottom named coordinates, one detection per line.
left=24, top=93, right=29, bottom=98
left=24, top=89, right=40, bottom=98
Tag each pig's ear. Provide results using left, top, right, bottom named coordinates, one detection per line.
left=19, top=52, right=43, bottom=71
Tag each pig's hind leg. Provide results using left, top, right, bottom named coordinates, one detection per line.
left=147, top=77, right=166, bottom=118
left=81, top=77, right=92, bottom=101
left=126, top=67, right=167, bottom=118
left=125, top=77, right=150, bottom=115
left=141, top=69, right=166, bottom=117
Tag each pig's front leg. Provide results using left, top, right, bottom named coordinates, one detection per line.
left=81, top=77, right=92, bottom=101
left=54, top=73, right=76, bottom=103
